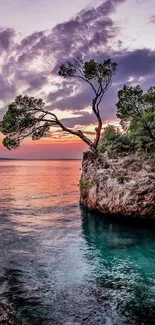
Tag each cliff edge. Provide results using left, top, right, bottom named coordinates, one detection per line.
left=80, top=151, right=155, bottom=219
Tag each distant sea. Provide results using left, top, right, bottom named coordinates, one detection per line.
left=0, top=157, right=81, bottom=160
left=0, top=160, right=155, bottom=325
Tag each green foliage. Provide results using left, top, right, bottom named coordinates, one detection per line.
left=149, top=153, right=155, bottom=165
left=1, top=95, right=51, bottom=150
left=83, top=60, right=97, bottom=80
left=59, top=57, right=117, bottom=150
left=79, top=179, right=92, bottom=189
left=59, top=57, right=117, bottom=84
left=98, top=82, right=155, bottom=157
left=129, top=110, right=155, bottom=152
left=116, top=85, right=144, bottom=126
left=1, top=56, right=117, bottom=152
left=117, top=174, right=125, bottom=184
left=116, top=84, right=155, bottom=153
left=3, top=137, right=20, bottom=150
left=98, top=125, right=118, bottom=153
left=98, top=125, right=135, bottom=157
left=84, top=59, right=117, bottom=82
left=58, top=62, right=76, bottom=78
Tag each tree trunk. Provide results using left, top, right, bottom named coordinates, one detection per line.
left=57, top=120, right=96, bottom=151
left=94, top=117, right=102, bottom=149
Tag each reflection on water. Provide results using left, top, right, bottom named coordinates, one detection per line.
left=0, top=161, right=155, bottom=324
left=82, top=211, right=155, bottom=324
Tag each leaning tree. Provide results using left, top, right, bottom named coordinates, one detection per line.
left=0, top=57, right=117, bottom=153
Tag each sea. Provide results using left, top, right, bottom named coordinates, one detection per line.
left=0, top=160, right=155, bottom=324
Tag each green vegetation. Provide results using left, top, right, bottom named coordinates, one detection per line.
left=79, top=179, right=92, bottom=189
left=116, top=174, right=125, bottom=184
left=1, top=53, right=155, bottom=162
left=0, top=56, right=117, bottom=151
left=98, top=85, right=155, bottom=160
left=149, top=153, right=155, bottom=166
left=98, top=125, right=135, bottom=158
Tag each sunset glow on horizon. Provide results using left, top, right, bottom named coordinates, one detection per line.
left=0, top=0, right=155, bottom=159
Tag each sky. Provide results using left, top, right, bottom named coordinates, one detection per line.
left=0, top=0, right=155, bottom=159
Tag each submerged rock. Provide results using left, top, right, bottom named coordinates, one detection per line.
left=80, top=151, right=155, bottom=219
left=0, top=301, right=23, bottom=324
left=107, top=237, right=139, bottom=249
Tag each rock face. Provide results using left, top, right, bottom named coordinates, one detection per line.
left=80, top=151, right=155, bottom=219
left=0, top=301, right=23, bottom=325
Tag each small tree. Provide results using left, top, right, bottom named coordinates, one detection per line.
left=116, top=85, right=155, bottom=152
left=0, top=56, right=117, bottom=153
left=98, top=125, right=135, bottom=157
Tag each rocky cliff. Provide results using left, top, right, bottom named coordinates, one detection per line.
left=80, top=151, right=155, bottom=219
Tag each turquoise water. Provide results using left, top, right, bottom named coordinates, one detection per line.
left=0, top=160, right=155, bottom=324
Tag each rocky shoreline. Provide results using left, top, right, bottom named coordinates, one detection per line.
left=0, top=301, right=23, bottom=324
left=80, top=151, right=155, bottom=220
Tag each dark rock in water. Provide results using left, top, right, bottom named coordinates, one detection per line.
left=107, top=237, right=139, bottom=249
left=0, top=301, right=23, bottom=325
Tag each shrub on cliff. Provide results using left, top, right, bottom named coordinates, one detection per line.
left=98, top=125, right=135, bottom=157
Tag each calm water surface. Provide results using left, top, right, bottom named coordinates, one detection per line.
left=0, top=160, right=155, bottom=324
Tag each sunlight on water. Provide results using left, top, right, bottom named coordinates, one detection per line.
left=0, top=160, right=155, bottom=324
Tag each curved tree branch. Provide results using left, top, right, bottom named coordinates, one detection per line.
left=57, top=120, right=94, bottom=148
left=1, top=58, right=117, bottom=152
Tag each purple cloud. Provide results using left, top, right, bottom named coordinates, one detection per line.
left=0, top=28, right=15, bottom=51
left=0, top=75, right=16, bottom=101
left=0, top=0, right=155, bottom=132
left=149, top=15, right=155, bottom=24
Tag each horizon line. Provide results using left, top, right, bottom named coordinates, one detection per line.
left=0, top=158, right=82, bottom=161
